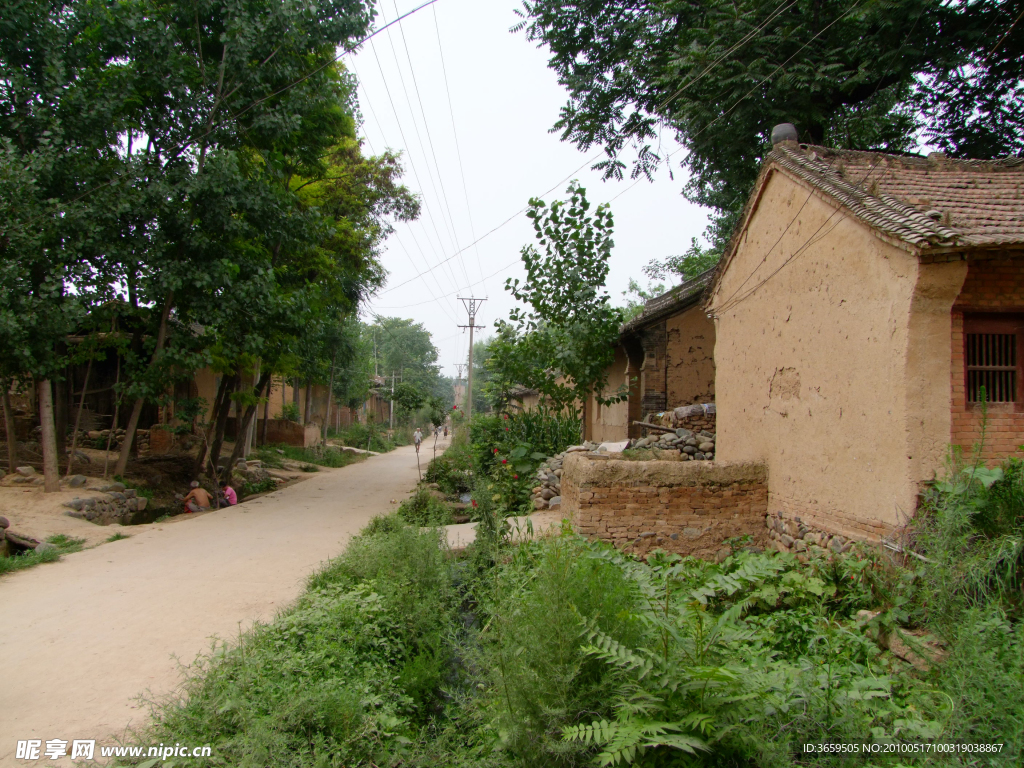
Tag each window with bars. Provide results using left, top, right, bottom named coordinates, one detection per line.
left=964, top=316, right=1022, bottom=405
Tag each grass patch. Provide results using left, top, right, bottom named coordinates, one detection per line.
left=255, top=444, right=368, bottom=469
left=113, top=475, right=155, bottom=500
left=106, top=532, right=130, bottom=542
left=397, top=488, right=453, bottom=527
left=242, top=477, right=277, bottom=496
left=0, top=534, right=86, bottom=577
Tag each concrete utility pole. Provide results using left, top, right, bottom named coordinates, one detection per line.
left=389, top=370, right=396, bottom=431
left=458, top=298, right=486, bottom=419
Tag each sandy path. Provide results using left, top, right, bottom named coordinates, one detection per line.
left=0, top=443, right=434, bottom=766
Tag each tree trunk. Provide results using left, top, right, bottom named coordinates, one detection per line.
left=207, top=373, right=240, bottom=476
left=66, top=357, right=92, bottom=476
left=303, top=380, right=312, bottom=425
left=322, top=355, right=336, bottom=442
left=292, top=378, right=300, bottom=422
left=261, top=381, right=271, bottom=446
left=103, top=355, right=121, bottom=479
left=2, top=382, right=18, bottom=472
left=38, top=379, right=60, bottom=492
left=54, top=375, right=68, bottom=462
left=195, top=373, right=231, bottom=475
left=227, top=372, right=271, bottom=469
left=114, top=292, right=173, bottom=477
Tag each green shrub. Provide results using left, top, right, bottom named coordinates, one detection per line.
left=242, top=477, right=277, bottom=496
left=280, top=401, right=300, bottom=422
left=397, top=488, right=453, bottom=527
left=0, top=534, right=85, bottom=577
left=424, top=443, right=473, bottom=495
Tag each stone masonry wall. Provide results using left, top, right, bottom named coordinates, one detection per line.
left=561, top=453, right=769, bottom=559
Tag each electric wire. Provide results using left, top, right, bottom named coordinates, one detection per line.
left=386, top=0, right=474, bottom=291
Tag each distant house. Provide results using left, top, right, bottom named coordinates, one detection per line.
left=584, top=269, right=717, bottom=442
left=707, top=139, right=1024, bottom=541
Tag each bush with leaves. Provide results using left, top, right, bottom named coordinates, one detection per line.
left=397, top=488, right=453, bottom=527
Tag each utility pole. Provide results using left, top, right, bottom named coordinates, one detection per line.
left=454, top=363, right=467, bottom=410
left=458, top=298, right=486, bottom=419
left=389, top=370, right=396, bottom=432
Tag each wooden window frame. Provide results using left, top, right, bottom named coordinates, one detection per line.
left=963, top=314, right=1024, bottom=411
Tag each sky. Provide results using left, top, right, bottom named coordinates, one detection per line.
left=351, top=0, right=712, bottom=379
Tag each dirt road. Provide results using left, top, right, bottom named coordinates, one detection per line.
left=0, top=443, right=434, bottom=766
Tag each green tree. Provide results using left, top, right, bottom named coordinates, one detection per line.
left=514, top=0, right=1024, bottom=244
left=490, top=181, right=625, bottom=414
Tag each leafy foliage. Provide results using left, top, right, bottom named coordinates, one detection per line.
left=397, top=489, right=453, bottom=527
left=514, top=0, right=1024, bottom=245
left=489, top=182, right=625, bottom=412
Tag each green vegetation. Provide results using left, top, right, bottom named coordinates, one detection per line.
left=129, top=445, right=1024, bottom=767
left=515, top=0, right=1024, bottom=245
left=0, top=534, right=86, bottom=577
left=254, top=444, right=368, bottom=469
left=397, top=489, right=453, bottom=527
left=241, top=477, right=278, bottom=497
left=331, top=423, right=404, bottom=453
left=106, top=532, right=130, bottom=542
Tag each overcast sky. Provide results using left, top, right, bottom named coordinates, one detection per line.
left=352, top=0, right=712, bottom=379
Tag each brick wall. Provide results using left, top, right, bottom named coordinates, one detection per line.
left=951, top=256, right=1024, bottom=463
left=561, top=453, right=769, bottom=559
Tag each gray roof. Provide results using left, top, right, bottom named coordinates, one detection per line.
left=621, top=267, right=715, bottom=336
left=766, top=144, right=1024, bottom=249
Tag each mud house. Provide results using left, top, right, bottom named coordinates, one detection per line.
left=584, top=269, right=717, bottom=442
left=707, top=135, right=1024, bottom=542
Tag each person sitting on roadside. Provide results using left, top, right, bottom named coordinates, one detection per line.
left=220, top=480, right=238, bottom=507
left=183, top=481, right=212, bottom=513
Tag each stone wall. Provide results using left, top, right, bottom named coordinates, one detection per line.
left=63, top=482, right=150, bottom=525
left=763, top=511, right=857, bottom=559
left=561, top=453, right=769, bottom=559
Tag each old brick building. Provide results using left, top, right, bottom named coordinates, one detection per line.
left=708, top=140, right=1024, bottom=541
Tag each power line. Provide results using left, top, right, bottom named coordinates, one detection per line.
left=386, top=0, right=474, bottom=291
left=431, top=3, right=486, bottom=288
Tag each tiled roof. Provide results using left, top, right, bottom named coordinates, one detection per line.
left=768, top=144, right=1024, bottom=250
left=621, top=267, right=714, bottom=335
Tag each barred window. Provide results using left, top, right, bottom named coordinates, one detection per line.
left=965, top=316, right=1022, bottom=405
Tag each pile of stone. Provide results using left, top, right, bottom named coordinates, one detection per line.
left=631, top=428, right=716, bottom=460
left=231, top=459, right=269, bottom=486
left=765, top=512, right=854, bottom=558
left=531, top=442, right=599, bottom=511
left=86, top=428, right=127, bottom=449
left=63, top=481, right=150, bottom=526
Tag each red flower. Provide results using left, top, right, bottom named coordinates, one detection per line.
left=493, top=448, right=499, bottom=454
left=501, top=459, right=507, bottom=464
left=503, top=413, right=508, bottom=420
left=471, top=499, right=478, bottom=507
left=513, top=474, right=519, bottom=480
left=505, top=427, right=509, bottom=431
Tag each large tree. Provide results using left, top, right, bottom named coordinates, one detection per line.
left=515, top=0, right=1024, bottom=243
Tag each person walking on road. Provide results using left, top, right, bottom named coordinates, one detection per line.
left=413, top=427, right=423, bottom=454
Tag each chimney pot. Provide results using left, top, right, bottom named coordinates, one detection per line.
left=771, top=123, right=799, bottom=146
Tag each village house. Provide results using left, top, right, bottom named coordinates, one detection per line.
left=707, top=131, right=1024, bottom=542
left=583, top=268, right=717, bottom=442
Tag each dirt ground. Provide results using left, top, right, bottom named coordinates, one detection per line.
left=0, top=441, right=436, bottom=767
left=0, top=444, right=307, bottom=548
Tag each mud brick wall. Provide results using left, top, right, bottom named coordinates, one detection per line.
left=561, top=453, right=769, bottom=559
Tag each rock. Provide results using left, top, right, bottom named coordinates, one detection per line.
left=554, top=468, right=563, bottom=477
left=136, top=497, right=148, bottom=511
left=0, top=516, right=8, bottom=529
left=32, top=477, right=44, bottom=485
left=694, top=452, right=706, bottom=461
left=698, top=442, right=715, bottom=453
left=64, top=510, right=87, bottom=520
left=830, top=537, right=845, bottom=553
left=110, top=491, right=126, bottom=502
left=15, top=466, right=36, bottom=477
left=682, top=445, right=697, bottom=455
left=683, top=527, right=704, bottom=538
left=804, top=532, right=820, bottom=546
left=74, top=450, right=91, bottom=463
left=68, top=474, right=88, bottom=488
left=276, top=449, right=285, bottom=455
left=780, top=533, right=795, bottom=547
left=63, top=498, right=85, bottom=511
left=34, top=542, right=57, bottom=555
left=541, top=488, right=556, bottom=500
left=794, top=539, right=807, bottom=552
left=715, top=547, right=731, bottom=563
left=548, top=496, right=561, bottom=508
left=533, top=498, right=548, bottom=510
left=675, top=428, right=693, bottom=438
left=705, top=452, right=714, bottom=460
left=124, top=488, right=136, bottom=499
